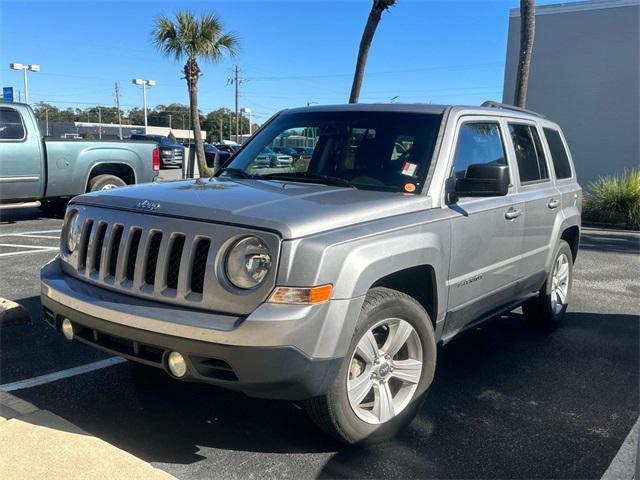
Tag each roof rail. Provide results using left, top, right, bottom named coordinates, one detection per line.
left=481, top=100, right=545, bottom=118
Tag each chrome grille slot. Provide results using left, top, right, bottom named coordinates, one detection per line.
left=78, top=219, right=94, bottom=270
left=125, top=229, right=142, bottom=282
left=190, top=238, right=211, bottom=294
left=108, top=225, right=123, bottom=278
left=166, top=235, right=186, bottom=290
left=92, top=223, right=107, bottom=274
left=144, top=232, right=163, bottom=286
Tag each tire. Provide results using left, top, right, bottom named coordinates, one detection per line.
left=522, top=240, right=574, bottom=329
left=304, top=287, right=437, bottom=445
left=88, top=174, right=127, bottom=192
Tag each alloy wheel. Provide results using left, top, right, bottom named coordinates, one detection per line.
left=347, top=318, right=423, bottom=425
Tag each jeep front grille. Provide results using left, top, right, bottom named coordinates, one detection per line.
left=62, top=206, right=280, bottom=314
left=76, top=220, right=211, bottom=297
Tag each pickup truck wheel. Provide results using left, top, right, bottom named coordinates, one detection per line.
left=88, top=174, right=127, bottom=192
left=304, top=287, right=436, bottom=445
left=522, top=240, right=573, bottom=329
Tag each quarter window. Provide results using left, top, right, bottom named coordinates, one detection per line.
left=509, top=124, right=549, bottom=183
left=0, top=107, right=25, bottom=140
left=452, top=122, right=507, bottom=179
left=544, top=128, right=572, bottom=179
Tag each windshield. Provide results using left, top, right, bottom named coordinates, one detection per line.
left=222, top=111, right=442, bottom=193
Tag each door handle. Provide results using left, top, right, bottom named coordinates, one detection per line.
left=505, top=207, right=522, bottom=220
left=547, top=198, right=560, bottom=209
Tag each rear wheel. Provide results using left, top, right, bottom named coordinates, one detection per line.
left=88, top=174, right=127, bottom=192
left=522, top=240, right=573, bottom=329
left=304, top=287, right=436, bottom=444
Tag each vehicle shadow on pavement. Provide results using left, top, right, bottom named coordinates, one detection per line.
left=8, top=308, right=638, bottom=479
left=320, top=310, right=639, bottom=479
left=0, top=207, right=63, bottom=224
left=579, top=231, right=640, bottom=254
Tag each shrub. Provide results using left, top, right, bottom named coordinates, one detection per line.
left=583, top=169, right=640, bottom=229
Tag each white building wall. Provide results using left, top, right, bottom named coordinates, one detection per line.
left=502, top=0, right=639, bottom=185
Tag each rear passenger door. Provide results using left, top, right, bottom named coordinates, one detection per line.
left=543, top=127, right=581, bottom=212
left=444, top=118, right=524, bottom=337
left=506, top=122, right=560, bottom=283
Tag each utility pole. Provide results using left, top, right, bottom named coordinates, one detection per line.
left=219, top=117, right=223, bottom=142
left=98, top=107, right=102, bottom=139
left=227, top=66, right=243, bottom=144
left=168, top=114, right=172, bottom=129
left=114, top=83, right=123, bottom=140
left=45, top=109, right=49, bottom=137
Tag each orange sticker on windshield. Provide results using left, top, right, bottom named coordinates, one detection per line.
left=404, top=183, right=416, bottom=193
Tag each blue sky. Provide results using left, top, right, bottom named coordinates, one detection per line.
left=0, top=0, right=557, bottom=123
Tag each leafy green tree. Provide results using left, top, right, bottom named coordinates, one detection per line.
left=349, top=0, right=397, bottom=103
left=153, top=11, right=239, bottom=176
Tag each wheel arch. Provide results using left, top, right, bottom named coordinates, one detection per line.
left=370, top=265, right=438, bottom=330
left=560, top=225, right=580, bottom=262
left=85, top=163, right=136, bottom=192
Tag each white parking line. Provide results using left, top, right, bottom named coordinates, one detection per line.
left=0, top=243, right=58, bottom=250
left=11, top=234, right=60, bottom=239
left=0, top=249, right=59, bottom=258
left=0, top=229, right=61, bottom=237
left=0, top=357, right=127, bottom=392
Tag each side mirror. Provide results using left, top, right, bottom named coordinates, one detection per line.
left=455, top=163, right=510, bottom=198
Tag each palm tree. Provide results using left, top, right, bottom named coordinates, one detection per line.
left=349, top=0, right=397, bottom=104
left=153, top=11, right=238, bottom=176
left=514, top=0, right=536, bottom=108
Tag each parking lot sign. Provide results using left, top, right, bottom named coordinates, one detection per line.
left=3, top=87, right=14, bottom=102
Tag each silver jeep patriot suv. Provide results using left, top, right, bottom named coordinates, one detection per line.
left=41, top=102, right=581, bottom=444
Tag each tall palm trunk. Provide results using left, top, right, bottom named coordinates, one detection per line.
left=185, top=58, right=212, bottom=177
left=514, top=0, right=536, bottom=108
left=349, top=0, right=395, bottom=104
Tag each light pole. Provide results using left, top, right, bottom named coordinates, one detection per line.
left=132, top=78, right=156, bottom=133
left=9, top=63, right=40, bottom=105
left=240, top=107, right=252, bottom=136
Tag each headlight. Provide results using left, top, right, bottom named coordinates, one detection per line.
left=225, top=236, right=272, bottom=289
left=64, top=210, right=82, bottom=254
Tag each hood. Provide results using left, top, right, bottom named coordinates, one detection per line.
left=73, top=177, right=432, bottom=239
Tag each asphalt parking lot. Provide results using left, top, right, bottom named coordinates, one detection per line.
left=0, top=199, right=638, bottom=479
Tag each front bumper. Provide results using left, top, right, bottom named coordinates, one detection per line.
left=40, top=258, right=360, bottom=400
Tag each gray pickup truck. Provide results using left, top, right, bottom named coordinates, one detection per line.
left=0, top=102, right=159, bottom=214
left=41, top=102, right=581, bottom=444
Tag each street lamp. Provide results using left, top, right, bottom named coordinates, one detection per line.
left=132, top=78, right=156, bottom=133
left=240, top=107, right=252, bottom=136
left=9, top=63, right=40, bottom=105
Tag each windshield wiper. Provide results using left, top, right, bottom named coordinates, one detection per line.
left=260, top=172, right=356, bottom=189
left=217, top=167, right=253, bottom=179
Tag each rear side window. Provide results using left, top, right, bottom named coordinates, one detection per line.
left=0, top=107, right=26, bottom=140
left=509, top=124, right=549, bottom=183
left=452, top=122, right=507, bottom=179
left=544, top=128, right=573, bottom=179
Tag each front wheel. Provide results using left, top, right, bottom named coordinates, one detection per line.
left=522, top=240, right=574, bottom=329
left=304, top=287, right=436, bottom=444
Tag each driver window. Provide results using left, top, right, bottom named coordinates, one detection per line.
left=452, top=122, right=506, bottom=179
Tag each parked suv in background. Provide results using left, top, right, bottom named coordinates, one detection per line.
left=41, top=102, right=581, bottom=444
left=131, top=134, right=184, bottom=168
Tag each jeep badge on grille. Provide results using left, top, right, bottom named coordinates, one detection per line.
left=135, top=200, right=161, bottom=211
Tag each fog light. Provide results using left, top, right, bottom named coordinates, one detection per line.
left=167, top=351, right=187, bottom=378
left=61, top=318, right=74, bottom=341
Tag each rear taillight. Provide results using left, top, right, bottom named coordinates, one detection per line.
left=152, top=147, right=160, bottom=171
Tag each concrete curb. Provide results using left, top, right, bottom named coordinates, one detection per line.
left=0, top=391, right=175, bottom=480
left=601, top=417, right=639, bottom=480
left=0, top=298, right=30, bottom=327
